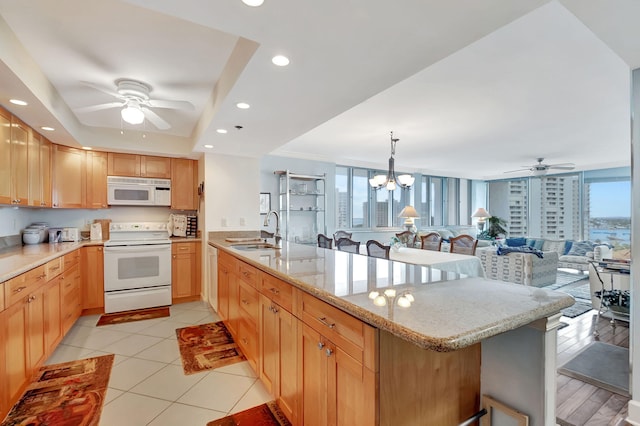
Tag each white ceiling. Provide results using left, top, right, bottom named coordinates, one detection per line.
left=0, top=0, right=637, bottom=180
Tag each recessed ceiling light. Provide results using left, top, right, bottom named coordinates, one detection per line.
left=236, top=102, right=250, bottom=109
left=272, top=55, right=290, bottom=66
left=242, top=0, right=264, bottom=6
left=82, top=146, right=93, bottom=150
left=204, top=144, right=214, bottom=149
left=9, top=99, right=27, bottom=106
left=40, top=126, right=55, bottom=131
left=216, top=129, right=228, bottom=134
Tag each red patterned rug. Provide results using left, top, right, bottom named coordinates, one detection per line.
left=1, top=354, right=114, bottom=426
left=176, top=321, right=246, bottom=375
left=96, top=306, right=170, bottom=326
left=207, top=401, right=291, bottom=426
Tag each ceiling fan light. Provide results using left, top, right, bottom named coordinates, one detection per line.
left=242, top=0, right=264, bottom=6
left=121, top=105, right=144, bottom=124
left=532, top=168, right=548, bottom=177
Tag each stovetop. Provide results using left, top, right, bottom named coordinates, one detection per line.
left=105, top=222, right=171, bottom=246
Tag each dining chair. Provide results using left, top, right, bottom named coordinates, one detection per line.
left=395, top=231, right=417, bottom=248
left=366, top=240, right=390, bottom=259
left=420, top=232, right=442, bottom=252
left=333, top=230, right=353, bottom=244
left=336, top=237, right=360, bottom=254
left=317, top=233, right=333, bottom=249
left=449, top=234, right=479, bottom=255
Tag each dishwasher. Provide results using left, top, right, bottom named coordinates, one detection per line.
left=207, top=243, right=218, bottom=312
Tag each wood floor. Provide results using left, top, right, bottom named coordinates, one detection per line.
left=556, top=309, right=630, bottom=426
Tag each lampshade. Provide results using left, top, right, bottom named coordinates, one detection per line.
left=471, top=208, right=491, bottom=219
left=398, top=205, right=419, bottom=218
left=121, top=103, right=145, bottom=125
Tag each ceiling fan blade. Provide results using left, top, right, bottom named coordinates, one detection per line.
left=548, top=165, right=575, bottom=170
left=80, top=81, right=123, bottom=99
left=147, top=99, right=194, bottom=110
left=141, top=107, right=171, bottom=130
left=504, top=168, right=528, bottom=174
left=75, top=101, right=125, bottom=113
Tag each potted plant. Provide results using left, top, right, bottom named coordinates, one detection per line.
left=486, top=216, right=507, bottom=239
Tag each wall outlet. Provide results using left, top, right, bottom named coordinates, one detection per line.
left=240, top=217, right=245, bottom=226
left=221, top=218, right=227, bottom=227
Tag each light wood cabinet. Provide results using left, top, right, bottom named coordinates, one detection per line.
left=40, top=137, right=52, bottom=208
left=81, top=246, right=104, bottom=312
left=52, top=145, right=86, bottom=208
left=44, top=277, right=62, bottom=355
left=0, top=107, right=11, bottom=204
left=86, top=151, right=109, bottom=209
left=171, top=241, right=201, bottom=303
left=171, top=158, right=198, bottom=210
left=9, top=115, right=29, bottom=206
left=0, top=309, right=7, bottom=420
left=28, top=131, right=42, bottom=207
left=236, top=279, right=259, bottom=372
left=60, top=251, right=81, bottom=335
left=217, top=252, right=233, bottom=325
left=4, top=298, right=29, bottom=405
left=108, top=152, right=171, bottom=178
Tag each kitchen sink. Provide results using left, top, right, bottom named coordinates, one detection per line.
left=231, top=243, right=280, bottom=251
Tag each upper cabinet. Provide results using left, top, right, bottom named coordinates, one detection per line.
left=171, top=158, right=198, bottom=210
left=0, top=108, right=12, bottom=204
left=108, top=153, right=171, bottom=178
left=52, top=145, right=86, bottom=208
left=86, top=151, right=108, bottom=209
left=0, top=112, right=30, bottom=206
left=28, top=133, right=52, bottom=207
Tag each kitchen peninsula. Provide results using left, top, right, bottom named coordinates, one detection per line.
left=209, top=236, right=574, bottom=426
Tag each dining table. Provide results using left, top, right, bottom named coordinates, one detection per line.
left=389, top=246, right=486, bottom=278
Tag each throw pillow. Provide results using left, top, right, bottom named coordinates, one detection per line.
left=437, top=229, right=453, bottom=240
left=563, top=240, right=574, bottom=255
left=506, top=237, right=526, bottom=247
left=567, top=241, right=594, bottom=256
left=526, top=238, right=545, bottom=250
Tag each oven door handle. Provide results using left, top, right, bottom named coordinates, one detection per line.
left=103, top=245, right=170, bottom=253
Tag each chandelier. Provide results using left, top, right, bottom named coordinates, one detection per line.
left=368, top=131, right=414, bottom=191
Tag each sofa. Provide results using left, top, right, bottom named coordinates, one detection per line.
left=503, top=237, right=613, bottom=272
left=475, top=246, right=559, bottom=287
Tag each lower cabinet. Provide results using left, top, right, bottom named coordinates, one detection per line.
left=81, top=246, right=104, bottom=312
left=172, top=242, right=201, bottom=303
left=44, top=277, right=62, bottom=354
left=60, top=254, right=81, bottom=336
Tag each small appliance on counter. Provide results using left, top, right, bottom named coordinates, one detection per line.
left=49, top=228, right=62, bottom=243
left=60, top=227, right=80, bottom=242
left=22, top=223, right=49, bottom=245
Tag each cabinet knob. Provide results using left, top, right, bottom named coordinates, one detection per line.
left=325, top=348, right=333, bottom=357
left=98, top=247, right=103, bottom=252
left=317, top=342, right=325, bottom=350
left=172, top=255, right=176, bottom=259
left=270, top=305, right=279, bottom=314
left=269, top=287, right=280, bottom=295
left=14, top=286, right=27, bottom=294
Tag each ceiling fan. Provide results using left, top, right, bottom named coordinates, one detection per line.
left=75, top=79, right=194, bottom=130
left=505, top=158, right=575, bottom=176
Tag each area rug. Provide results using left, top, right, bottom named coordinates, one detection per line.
left=547, top=271, right=589, bottom=289
left=558, top=341, right=629, bottom=396
left=1, top=354, right=114, bottom=426
left=96, top=306, right=170, bottom=326
left=176, top=321, right=246, bottom=375
left=207, top=401, right=291, bottom=426
left=561, top=301, right=593, bottom=318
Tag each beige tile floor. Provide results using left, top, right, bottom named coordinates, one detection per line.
left=45, top=301, right=272, bottom=426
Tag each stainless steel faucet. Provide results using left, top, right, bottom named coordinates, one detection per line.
left=263, top=210, right=282, bottom=248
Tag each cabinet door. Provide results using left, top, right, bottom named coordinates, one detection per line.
left=81, top=246, right=104, bottom=310
left=301, top=323, right=329, bottom=426
left=10, top=116, right=29, bottom=206
left=218, top=261, right=230, bottom=322
left=44, top=277, right=62, bottom=355
left=40, top=137, right=52, bottom=207
left=86, top=151, right=109, bottom=209
left=172, top=252, right=196, bottom=299
left=27, top=285, right=46, bottom=371
left=0, top=107, right=11, bottom=204
left=141, top=155, right=171, bottom=178
left=171, top=158, right=198, bottom=210
left=28, top=131, right=42, bottom=207
left=5, top=299, right=28, bottom=404
left=332, top=345, right=375, bottom=426
left=259, top=295, right=278, bottom=395
left=107, top=152, right=140, bottom=176
left=0, top=309, right=7, bottom=420
left=52, top=145, right=86, bottom=208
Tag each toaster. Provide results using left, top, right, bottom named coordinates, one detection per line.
left=60, top=227, right=80, bottom=242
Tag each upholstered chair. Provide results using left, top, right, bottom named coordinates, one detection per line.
left=336, top=237, right=360, bottom=254
left=449, top=234, right=478, bottom=255
left=420, top=232, right=442, bottom=252
left=317, top=234, right=333, bottom=249
left=333, top=230, right=353, bottom=244
left=366, top=240, right=390, bottom=259
left=395, top=231, right=417, bottom=248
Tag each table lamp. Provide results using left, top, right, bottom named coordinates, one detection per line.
left=398, top=205, right=419, bottom=232
left=471, top=208, right=491, bottom=232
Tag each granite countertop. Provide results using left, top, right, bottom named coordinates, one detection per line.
left=209, top=238, right=575, bottom=352
left=0, top=237, right=201, bottom=283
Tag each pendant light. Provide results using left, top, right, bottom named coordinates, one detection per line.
left=369, top=131, right=414, bottom=191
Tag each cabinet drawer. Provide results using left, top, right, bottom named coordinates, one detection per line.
left=219, top=250, right=237, bottom=270
left=5, top=265, right=46, bottom=307
left=64, top=250, right=80, bottom=269
left=238, top=280, right=259, bottom=325
left=300, top=292, right=368, bottom=362
left=261, top=274, right=293, bottom=312
left=172, top=242, right=196, bottom=254
left=45, top=257, right=63, bottom=281
left=237, top=262, right=259, bottom=288
left=236, top=317, right=258, bottom=371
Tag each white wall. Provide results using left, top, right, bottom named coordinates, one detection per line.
left=0, top=207, right=30, bottom=237
left=204, top=153, right=260, bottom=232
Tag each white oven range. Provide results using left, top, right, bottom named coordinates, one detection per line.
left=103, top=222, right=172, bottom=313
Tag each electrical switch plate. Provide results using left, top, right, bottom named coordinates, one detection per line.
left=240, top=217, right=246, bottom=226
left=221, top=218, right=227, bottom=227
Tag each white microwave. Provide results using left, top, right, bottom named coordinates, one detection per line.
left=107, top=176, right=171, bottom=206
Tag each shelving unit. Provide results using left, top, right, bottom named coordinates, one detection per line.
left=275, top=170, right=326, bottom=245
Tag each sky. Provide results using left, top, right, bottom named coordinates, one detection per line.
left=589, top=181, right=630, bottom=218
